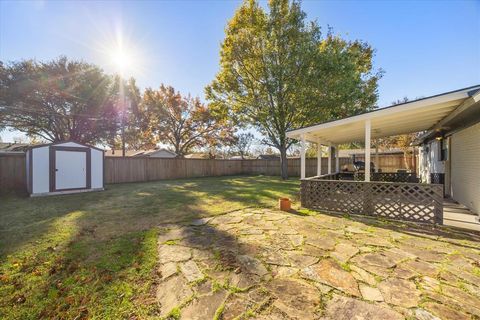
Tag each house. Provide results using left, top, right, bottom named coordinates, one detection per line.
left=133, top=149, right=177, bottom=158
left=286, top=84, right=480, bottom=230
left=105, top=149, right=146, bottom=157
left=256, top=154, right=280, bottom=160
left=185, top=152, right=224, bottom=159
left=105, top=148, right=177, bottom=158
left=414, top=88, right=480, bottom=215
left=0, top=142, right=32, bottom=153
left=185, top=153, right=210, bottom=159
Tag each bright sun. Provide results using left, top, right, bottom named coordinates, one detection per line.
left=96, top=26, right=145, bottom=77
left=110, top=49, right=133, bottom=76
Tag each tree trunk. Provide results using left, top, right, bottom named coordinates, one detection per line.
left=403, top=151, right=410, bottom=170
left=279, top=145, right=288, bottom=180
left=174, top=142, right=181, bottom=157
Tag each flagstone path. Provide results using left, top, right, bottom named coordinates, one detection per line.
left=155, top=208, right=480, bottom=319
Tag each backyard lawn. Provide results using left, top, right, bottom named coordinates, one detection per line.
left=0, top=176, right=299, bottom=319
left=2, top=175, right=480, bottom=320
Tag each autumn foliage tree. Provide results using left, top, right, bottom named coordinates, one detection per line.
left=142, top=85, right=234, bottom=157
left=389, top=98, right=420, bottom=169
left=206, top=0, right=381, bottom=179
left=112, top=77, right=158, bottom=150
left=231, top=132, right=255, bottom=159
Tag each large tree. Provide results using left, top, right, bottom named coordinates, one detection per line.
left=110, top=76, right=157, bottom=151
left=0, top=57, right=121, bottom=145
left=142, top=85, right=234, bottom=157
left=231, top=132, right=255, bottom=159
left=206, top=0, right=381, bottom=178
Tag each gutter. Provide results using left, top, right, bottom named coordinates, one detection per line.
left=412, top=89, right=480, bottom=146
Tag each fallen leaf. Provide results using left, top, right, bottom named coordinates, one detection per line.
left=15, top=295, right=26, bottom=304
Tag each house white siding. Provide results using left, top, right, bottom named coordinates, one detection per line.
left=450, top=122, right=480, bottom=214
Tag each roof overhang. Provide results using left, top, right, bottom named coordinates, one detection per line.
left=413, top=88, right=480, bottom=145
left=287, top=85, right=480, bottom=145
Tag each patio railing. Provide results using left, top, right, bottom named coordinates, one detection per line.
left=313, top=172, right=419, bottom=183
left=301, top=174, right=443, bottom=225
left=354, top=172, right=419, bottom=183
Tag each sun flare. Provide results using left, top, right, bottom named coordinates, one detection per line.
left=93, top=22, right=147, bottom=78
left=110, top=49, right=133, bottom=75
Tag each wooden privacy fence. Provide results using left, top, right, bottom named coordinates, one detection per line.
left=353, top=154, right=415, bottom=173
left=105, top=157, right=350, bottom=183
left=0, top=153, right=414, bottom=194
left=0, top=154, right=26, bottom=195
left=241, top=158, right=351, bottom=177
left=301, top=174, right=443, bottom=225
left=105, top=158, right=244, bottom=183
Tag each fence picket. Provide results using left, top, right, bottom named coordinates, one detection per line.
left=0, top=153, right=415, bottom=194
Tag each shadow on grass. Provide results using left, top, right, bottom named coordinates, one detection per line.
left=0, top=175, right=298, bottom=256
left=2, top=174, right=480, bottom=318
left=0, top=175, right=298, bottom=319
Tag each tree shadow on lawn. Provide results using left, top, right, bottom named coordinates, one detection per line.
left=3, top=175, right=479, bottom=319
left=0, top=175, right=298, bottom=257
left=0, top=175, right=298, bottom=319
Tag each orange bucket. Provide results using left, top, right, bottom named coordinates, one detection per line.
left=279, top=198, right=291, bottom=211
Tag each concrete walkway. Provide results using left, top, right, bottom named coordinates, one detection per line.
left=443, top=198, right=480, bottom=232
left=155, top=208, right=480, bottom=319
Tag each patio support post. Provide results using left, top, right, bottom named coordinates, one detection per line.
left=317, top=140, right=322, bottom=176
left=327, top=143, right=332, bottom=174
left=300, top=134, right=306, bottom=179
left=375, top=144, right=379, bottom=173
left=335, top=145, right=340, bottom=173
left=365, top=119, right=371, bottom=181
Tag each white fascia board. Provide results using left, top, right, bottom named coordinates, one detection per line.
left=286, top=89, right=473, bottom=140
left=471, top=89, right=480, bottom=103
left=413, top=91, right=480, bottom=145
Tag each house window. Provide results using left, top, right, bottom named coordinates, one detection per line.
left=439, top=138, right=448, bottom=161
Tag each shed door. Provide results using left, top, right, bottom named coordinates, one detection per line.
left=55, top=150, right=87, bottom=190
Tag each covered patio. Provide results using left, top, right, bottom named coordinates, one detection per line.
left=287, top=86, right=478, bottom=225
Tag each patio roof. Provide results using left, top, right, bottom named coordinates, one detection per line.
left=286, top=85, right=480, bottom=144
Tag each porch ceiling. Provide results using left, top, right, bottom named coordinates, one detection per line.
left=287, top=85, right=480, bottom=144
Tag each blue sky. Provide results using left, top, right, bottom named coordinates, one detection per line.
left=1, top=0, right=479, bottom=142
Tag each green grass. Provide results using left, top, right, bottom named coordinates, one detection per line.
left=472, top=267, right=480, bottom=277
left=0, top=175, right=299, bottom=319
left=168, top=306, right=181, bottom=320
left=339, top=261, right=352, bottom=272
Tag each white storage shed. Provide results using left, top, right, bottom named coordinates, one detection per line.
left=26, top=141, right=104, bottom=196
